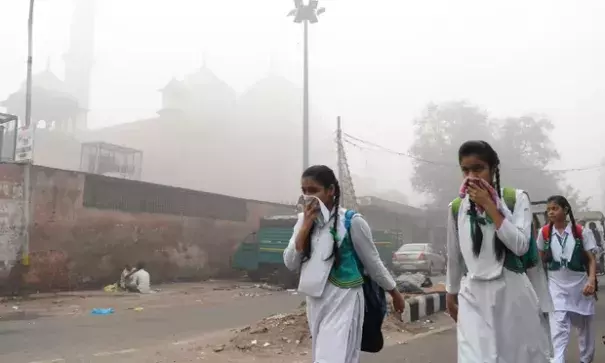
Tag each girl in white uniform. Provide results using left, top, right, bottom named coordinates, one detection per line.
left=283, top=165, right=405, bottom=363
left=536, top=195, right=597, bottom=363
left=446, top=140, right=550, bottom=363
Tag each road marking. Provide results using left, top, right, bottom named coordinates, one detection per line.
left=28, top=359, right=65, bottom=363
left=92, top=348, right=138, bottom=357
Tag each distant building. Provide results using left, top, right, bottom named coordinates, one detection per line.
left=84, top=64, right=239, bottom=193
left=158, top=65, right=237, bottom=120
left=1, top=67, right=84, bottom=134
left=0, top=0, right=96, bottom=172
left=0, top=0, right=334, bottom=204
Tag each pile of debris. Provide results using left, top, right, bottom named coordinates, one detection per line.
left=395, top=273, right=433, bottom=294
left=228, top=306, right=311, bottom=355
left=225, top=298, right=415, bottom=356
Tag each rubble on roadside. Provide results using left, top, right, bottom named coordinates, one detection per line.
left=395, top=273, right=433, bottom=294
left=256, top=283, right=285, bottom=292
left=224, top=299, right=418, bottom=355
left=222, top=277, right=449, bottom=356
left=228, top=308, right=311, bottom=355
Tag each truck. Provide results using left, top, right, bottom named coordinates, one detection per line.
left=231, top=214, right=403, bottom=287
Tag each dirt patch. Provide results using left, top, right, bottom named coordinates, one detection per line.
left=228, top=307, right=311, bottom=355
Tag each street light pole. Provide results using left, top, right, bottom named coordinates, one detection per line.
left=302, top=19, right=309, bottom=170
left=288, top=0, right=325, bottom=172
left=25, top=0, right=35, bottom=128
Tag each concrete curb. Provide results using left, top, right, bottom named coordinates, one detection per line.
left=402, top=292, right=446, bottom=323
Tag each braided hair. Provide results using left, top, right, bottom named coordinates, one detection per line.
left=300, top=165, right=342, bottom=268
left=544, top=195, right=581, bottom=263
left=458, top=140, right=506, bottom=260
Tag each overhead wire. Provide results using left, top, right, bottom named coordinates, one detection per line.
left=343, top=133, right=603, bottom=173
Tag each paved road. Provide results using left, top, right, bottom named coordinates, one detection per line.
left=370, top=291, right=605, bottom=363
left=0, top=274, right=446, bottom=363
left=0, top=291, right=304, bottom=363
left=7, top=273, right=600, bottom=363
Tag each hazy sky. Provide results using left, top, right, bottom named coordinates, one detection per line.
left=1, top=0, right=604, bottom=207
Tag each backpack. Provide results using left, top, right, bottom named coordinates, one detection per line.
left=541, top=224, right=583, bottom=243
left=541, top=223, right=598, bottom=295
left=541, top=224, right=586, bottom=270
left=451, top=187, right=539, bottom=271
left=344, top=210, right=387, bottom=353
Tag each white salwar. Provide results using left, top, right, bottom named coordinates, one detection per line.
left=526, top=260, right=555, bottom=359
left=283, top=208, right=396, bottom=363
left=536, top=223, right=597, bottom=363
left=526, top=224, right=556, bottom=359
left=446, top=189, right=550, bottom=363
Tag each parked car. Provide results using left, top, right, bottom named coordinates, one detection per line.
left=392, top=243, right=446, bottom=276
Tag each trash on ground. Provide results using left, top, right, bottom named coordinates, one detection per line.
left=229, top=309, right=310, bottom=353
left=212, top=344, right=226, bottom=352
left=395, top=273, right=433, bottom=293
left=256, top=283, right=284, bottom=292
left=91, top=308, right=115, bottom=315
left=103, top=283, right=118, bottom=293
left=396, top=281, right=424, bottom=294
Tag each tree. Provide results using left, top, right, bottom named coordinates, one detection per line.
left=409, top=101, right=588, bottom=210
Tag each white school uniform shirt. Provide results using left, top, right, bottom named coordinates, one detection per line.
left=536, top=223, right=597, bottom=315
left=446, top=188, right=531, bottom=293
left=283, top=208, right=396, bottom=297
left=284, top=208, right=348, bottom=298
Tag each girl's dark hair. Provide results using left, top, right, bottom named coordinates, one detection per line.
left=544, top=195, right=581, bottom=263
left=458, top=140, right=505, bottom=260
left=300, top=165, right=341, bottom=267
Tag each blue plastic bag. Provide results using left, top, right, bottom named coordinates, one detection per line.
left=91, top=308, right=114, bottom=315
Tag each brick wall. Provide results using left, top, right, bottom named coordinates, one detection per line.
left=0, top=164, right=26, bottom=292
left=23, top=166, right=293, bottom=291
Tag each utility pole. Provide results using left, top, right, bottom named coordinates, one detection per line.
left=25, top=0, right=35, bottom=128
left=287, top=0, right=325, bottom=171
left=302, top=19, right=309, bottom=170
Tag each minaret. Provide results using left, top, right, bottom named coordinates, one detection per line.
left=64, top=0, right=96, bottom=131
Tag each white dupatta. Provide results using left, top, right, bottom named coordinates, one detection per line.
left=297, top=205, right=348, bottom=298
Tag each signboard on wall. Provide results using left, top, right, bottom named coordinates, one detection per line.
left=15, top=126, right=34, bottom=163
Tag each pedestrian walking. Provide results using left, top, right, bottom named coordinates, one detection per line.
left=446, top=140, right=550, bottom=363
left=537, top=195, right=598, bottom=363
left=283, top=165, right=405, bottom=363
